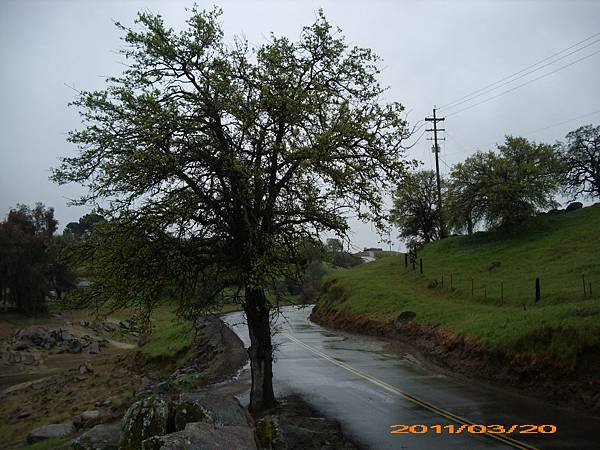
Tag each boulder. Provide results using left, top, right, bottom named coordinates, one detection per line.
left=173, top=401, right=208, bottom=431
left=141, top=422, right=257, bottom=450
left=67, top=423, right=121, bottom=450
left=393, top=311, right=416, bottom=328
left=89, top=342, right=100, bottom=354
left=179, top=391, right=251, bottom=427
left=26, top=421, right=74, bottom=444
left=120, top=395, right=175, bottom=450
left=68, top=339, right=83, bottom=353
left=73, top=410, right=103, bottom=428
left=565, top=201, right=583, bottom=212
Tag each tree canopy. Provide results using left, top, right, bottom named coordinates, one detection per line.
left=390, top=170, right=443, bottom=247
left=51, top=7, right=411, bottom=413
left=448, top=136, right=562, bottom=230
left=559, top=124, right=600, bottom=200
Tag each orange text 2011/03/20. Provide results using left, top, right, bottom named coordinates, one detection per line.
left=389, top=424, right=557, bottom=434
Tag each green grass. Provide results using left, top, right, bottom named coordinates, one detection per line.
left=140, top=307, right=193, bottom=360
left=319, top=204, right=600, bottom=361
left=21, top=435, right=73, bottom=450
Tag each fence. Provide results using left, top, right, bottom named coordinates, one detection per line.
left=403, top=252, right=596, bottom=306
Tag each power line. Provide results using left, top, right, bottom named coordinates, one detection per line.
left=444, top=107, right=600, bottom=156
left=445, top=48, right=600, bottom=118
left=439, top=31, right=600, bottom=110
left=440, top=37, right=600, bottom=113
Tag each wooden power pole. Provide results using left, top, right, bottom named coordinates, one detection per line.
left=425, top=107, right=447, bottom=238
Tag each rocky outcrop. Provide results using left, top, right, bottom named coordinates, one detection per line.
left=256, top=396, right=357, bottom=450
left=66, top=423, right=121, bottom=450
left=26, top=421, right=74, bottom=443
left=120, top=395, right=175, bottom=450
left=142, top=422, right=257, bottom=450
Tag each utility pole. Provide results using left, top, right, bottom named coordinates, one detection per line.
left=425, top=107, right=447, bottom=238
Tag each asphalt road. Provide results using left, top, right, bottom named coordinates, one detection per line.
left=224, top=306, right=600, bottom=450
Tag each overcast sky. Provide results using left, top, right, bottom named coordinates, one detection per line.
left=1, top=0, right=599, bottom=251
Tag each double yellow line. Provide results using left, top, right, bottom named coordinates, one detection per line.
left=282, top=332, right=539, bottom=450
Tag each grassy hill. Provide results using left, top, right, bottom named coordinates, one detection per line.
left=315, top=204, right=600, bottom=362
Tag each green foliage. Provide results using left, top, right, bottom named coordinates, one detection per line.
left=390, top=170, right=443, bottom=246
left=448, top=136, right=562, bottom=231
left=320, top=205, right=600, bottom=361
left=558, top=124, right=600, bottom=200
left=0, top=203, right=75, bottom=315
left=51, top=6, right=411, bottom=311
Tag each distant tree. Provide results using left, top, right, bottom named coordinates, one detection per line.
left=64, top=213, right=105, bottom=241
left=0, top=203, right=62, bottom=315
left=449, top=136, right=562, bottom=230
left=558, top=124, right=600, bottom=200
left=390, top=170, right=443, bottom=245
left=51, top=8, right=411, bottom=413
left=325, top=238, right=343, bottom=257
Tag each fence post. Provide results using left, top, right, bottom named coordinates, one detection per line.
left=441, top=274, right=444, bottom=288
left=500, top=281, right=504, bottom=304
left=471, top=278, right=474, bottom=296
left=484, top=286, right=487, bottom=299
left=590, top=281, right=593, bottom=297
left=419, top=258, right=423, bottom=274
left=535, top=278, right=541, bottom=303
left=405, top=253, right=408, bottom=268
left=582, top=274, right=587, bottom=297
left=450, top=273, right=453, bottom=290
left=412, top=258, right=416, bottom=271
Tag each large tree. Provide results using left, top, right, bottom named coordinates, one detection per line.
left=559, top=124, right=600, bottom=200
left=390, top=170, right=443, bottom=246
left=51, top=8, right=410, bottom=413
left=448, top=136, right=562, bottom=230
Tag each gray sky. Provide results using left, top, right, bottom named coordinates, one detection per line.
left=1, top=0, right=599, bottom=251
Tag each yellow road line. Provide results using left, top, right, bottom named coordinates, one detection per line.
left=282, top=332, right=539, bottom=450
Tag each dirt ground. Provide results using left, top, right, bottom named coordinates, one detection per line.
left=0, top=312, right=158, bottom=449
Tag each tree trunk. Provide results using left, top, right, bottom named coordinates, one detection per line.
left=244, top=287, right=276, bottom=415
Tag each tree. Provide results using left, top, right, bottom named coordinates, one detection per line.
left=448, top=136, right=562, bottom=230
left=390, top=170, right=443, bottom=246
left=446, top=152, right=489, bottom=235
left=0, top=203, right=66, bottom=315
left=559, top=124, right=600, bottom=200
left=51, top=8, right=410, bottom=413
left=64, top=213, right=105, bottom=241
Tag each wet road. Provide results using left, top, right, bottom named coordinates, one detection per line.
left=224, top=306, right=600, bottom=450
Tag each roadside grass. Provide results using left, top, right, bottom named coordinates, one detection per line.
left=321, top=205, right=600, bottom=361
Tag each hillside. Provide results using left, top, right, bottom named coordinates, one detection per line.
left=311, top=204, right=600, bottom=412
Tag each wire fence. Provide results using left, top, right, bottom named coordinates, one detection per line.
left=403, top=252, right=596, bottom=306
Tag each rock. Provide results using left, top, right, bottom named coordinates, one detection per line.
left=179, top=391, right=251, bottom=427
left=68, top=339, right=83, bottom=353
left=74, top=410, right=103, bottom=429
left=427, top=280, right=442, bottom=289
left=120, top=395, right=175, bottom=450
left=142, top=422, right=257, bottom=450
left=135, top=381, right=172, bottom=399
left=80, top=320, right=90, bottom=327
left=138, top=335, right=149, bottom=347
left=488, top=261, right=501, bottom=271
left=119, top=320, right=132, bottom=330
left=89, top=342, right=100, bottom=354
left=173, top=401, right=208, bottom=431
left=67, top=423, right=121, bottom=450
left=17, top=411, right=30, bottom=419
left=26, top=421, right=74, bottom=444
left=393, top=311, right=416, bottom=328
left=565, top=201, right=583, bottom=212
